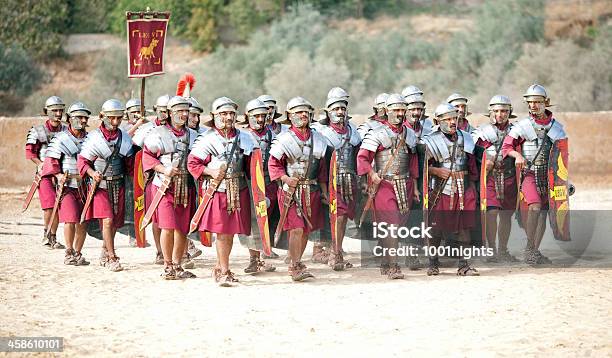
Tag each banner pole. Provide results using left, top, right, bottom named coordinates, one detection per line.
left=140, top=78, right=145, bottom=117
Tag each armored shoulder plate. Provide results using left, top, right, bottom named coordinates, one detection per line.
left=118, top=129, right=134, bottom=156
left=509, top=117, right=537, bottom=141
left=26, top=125, right=48, bottom=145
left=269, top=130, right=325, bottom=161
left=420, top=117, right=434, bottom=137
left=145, top=126, right=176, bottom=155
left=357, top=120, right=383, bottom=140
left=132, top=121, right=156, bottom=147
left=360, top=125, right=393, bottom=152
left=547, top=119, right=567, bottom=141
left=237, top=129, right=258, bottom=155
left=403, top=126, right=418, bottom=151
left=459, top=129, right=475, bottom=154
left=191, top=130, right=223, bottom=160
left=474, top=123, right=498, bottom=143
left=80, top=129, right=110, bottom=161
left=347, top=122, right=362, bottom=146
left=46, top=131, right=81, bottom=159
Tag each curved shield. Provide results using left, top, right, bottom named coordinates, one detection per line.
left=133, top=150, right=146, bottom=247
left=250, top=148, right=272, bottom=256
left=329, top=151, right=339, bottom=252
left=548, top=138, right=570, bottom=241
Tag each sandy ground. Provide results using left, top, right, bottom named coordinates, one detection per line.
left=1, top=189, right=612, bottom=357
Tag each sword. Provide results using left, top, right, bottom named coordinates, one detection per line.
left=139, top=156, right=182, bottom=231
left=188, top=163, right=228, bottom=234
left=80, top=179, right=99, bottom=224
left=22, top=171, right=42, bottom=212
left=273, top=179, right=298, bottom=246
left=358, top=178, right=379, bottom=228
left=47, top=171, right=69, bottom=238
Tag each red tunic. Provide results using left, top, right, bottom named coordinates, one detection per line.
left=26, top=120, right=63, bottom=209
left=356, top=139, right=419, bottom=225
left=476, top=126, right=518, bottom=210
left=41, top=153, right=85, bottom=223
left=501, top=112, right=554, bottom=207
left=77, top=126, right=134, bottom=228
left=268, top=127, right=328, bottom=233
left=426, top=149, right=479, bottom=232
left=142, top=125, right=196, bottom=235
left=187, top=128, right=252, bottom=235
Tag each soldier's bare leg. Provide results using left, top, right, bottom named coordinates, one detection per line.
left=456, top=229, right=479, bottom=276
left=497, top=210, right=513, bottom=256
left=287, top=228, right=313, bottom=281
left=101, top=218, right=122, bottom=271
left=64, top=223, right=75, bottom=251
left=427, top=230, right=443, bottom=276
left=215, top=234, right=233, bottom=273
left=486, top=209, right=499, bottom=258
left=160, top=228, right=174, bottom=266
left=73, top=223, right=89, bottom=265
left=329, top=215, right=352, bottom=270
left=153, top=224, right=162, bottom=257
left=171, top=231, right=194, bottom=278
left=525, top=203, right=540, bottom=250
left=74, top=223, right=87, bottom=253
left=383, top=233, right=403, bottom=279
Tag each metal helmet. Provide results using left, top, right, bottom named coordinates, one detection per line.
left=125, top=98, right=141, bottom=113
left=434, top=103, right=458, bottom=120
left=43, top=96, right=65, bottom=120
left=385, top=93, right=407, bottom=125
left=488, top=95, right=512, bottom=125
left=44, top=96, right=65, bottom=111
left=434, top=103, right=458, bottom=134
left=167, top=96, right=190, bottom=127
left=244, top=98, right=269, bottom=130
left=488, top=95, right=512, bottom=111
left=66, top=102, right=91, bottom=130
left=211, top=96, right=238, bottom=130
left=100, top=99, right=125, bottom=128
left=401, top=85, right=423, bottom=98
left=286, top=96, right=314, bottom=127
left=523, top=84, right=550, bottom=116
left=523, top=84, right=548, bottom=101
left=153, top=94, right=170, bottom=111
left=325, top=97, right=348, bottom=124
left=257, top=94, right=280, bottom=123
left=372, top=92, right=389, bottom=116
left=188, top=97, right=204, bottom=114
left=327, top=87, right=349, bottom=102
left=257, top=94, right=276, bottom=105
left=405, top=93, right=426, bottom=109
left=446, top=93, right=468, bottom=105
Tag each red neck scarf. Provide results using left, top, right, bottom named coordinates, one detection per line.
left=167, top=124, right=186, bottom=137
left=290, top=126, right=310, bottom=141
left=404, top=119, right=421, bottom=132
left=385, top=121, right=403, bottom=134
left=45, top=120, right=62, bottom=132
left=100, top=123, right=119, bottom=141
left=532, top=110, right=553, bottom=126
left=251, top=127, right=267, bottom=138
left=330, top=122, right=347, bottom=134
left=215, top=127, right=237, bottom=138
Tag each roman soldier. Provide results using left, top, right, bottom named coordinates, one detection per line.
left=422, top=103, right=480, bottom=276
left=473, top=95, right=519, bottom=262
left=257, top=94, right=286, bottom=136
left=403, top=92, right=433, bottom=139
left=187, top=96, right=258, bottom=286
left=132, top=94, right=170, bottom=264
left=78, top=99, right=135, bottom=272
left=25, top=96, right=67, bottom=248
left=357, top=93, right=420, bottom=280
left=187, top=97, right=209, bottom=135
left=502, top=84, right=568, bottom=265
left=236, top=98, right=279, bottom=273
left=357, top=93, right=389, bottom=139
left=268, top=97, right=329, bottom=282
left=41, top=102, right=91, bottom=265
left=142, top=95, right=198, bottom=279
left=447, top=93, right=475, bottom=134
left=317, top=93, right=361, bottom=270
left=123, top=98, right=143, bottom=135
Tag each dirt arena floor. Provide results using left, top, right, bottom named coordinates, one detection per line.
left=1, top=185, right=611, bottom=357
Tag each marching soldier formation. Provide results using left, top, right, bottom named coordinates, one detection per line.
left=23, top=79, right=574, bottom=286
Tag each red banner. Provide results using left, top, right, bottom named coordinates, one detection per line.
left=127, top=18, right=168, bottom=78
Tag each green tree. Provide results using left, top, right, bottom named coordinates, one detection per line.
left=0, top=0, right=69, bottom=60
left=0, top=43, right=43, bottom=114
